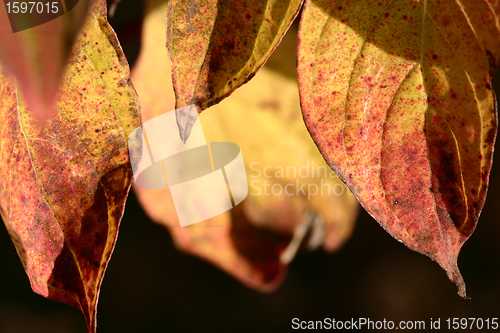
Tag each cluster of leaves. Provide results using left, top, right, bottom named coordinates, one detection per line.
left=0, top=0, right=499, bottom=331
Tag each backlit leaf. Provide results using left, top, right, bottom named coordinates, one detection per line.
left=132, top=1, right=358, bottom=291
left=166, top=0, right=303, bottom=141
left=0, top=0, right=90, bottom=121
left=297, top=0, right=499, bottom=297
left=0, top=0, right=141, bottom=331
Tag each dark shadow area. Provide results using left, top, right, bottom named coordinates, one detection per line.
left=106, top=0, right=143, bottom=67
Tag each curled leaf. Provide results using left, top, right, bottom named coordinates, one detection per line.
left=166, top=0, right=304, bottom=140
left=297, top=0, right=499, bottom=297
left=132, top=1, right=358, bottom=291
left=0, top=0, right=90, bottom=121
left=0, top=0, right=141, bottom=331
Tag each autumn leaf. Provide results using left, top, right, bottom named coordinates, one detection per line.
left=0, top=0, right=141, bottom=331
left=132, top=0, right=358, bottom=291
left=166, top=0, right=304, bottom=141
left=297, top=0, right=499, bottom=297
left=0, top=0, right=89, bottom=121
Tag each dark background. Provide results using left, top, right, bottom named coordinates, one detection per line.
left=1, top=1, right=500, bottom=332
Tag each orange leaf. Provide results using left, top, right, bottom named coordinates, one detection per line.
left=297, top=0, right=499, bottom=297
left=0, top=0, right=141, bottom=331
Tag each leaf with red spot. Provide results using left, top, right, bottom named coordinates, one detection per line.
left=0, top=0, right=141, bottom=331
left=132, top=0, right=358, bottom=291
left=0, top=0, right=90, bottom=121
left=166, top=0, right=304, bottom=141
left=297, top=0, right=499, bottom=297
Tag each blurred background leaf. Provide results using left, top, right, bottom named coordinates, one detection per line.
left=0, top=0, right=90, bottom=121
left=132, top=0, right=358, bottom=292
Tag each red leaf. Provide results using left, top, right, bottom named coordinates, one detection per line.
left=0, top=0, right=141, bottom=331
left=297, top=0, right=499, bottom=297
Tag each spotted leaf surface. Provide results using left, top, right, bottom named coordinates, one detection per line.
left=166, top=0, right=303, bottom=140
left=297, top=0, right=499, bottom=297
left=0, top=0, right=141, bottom=331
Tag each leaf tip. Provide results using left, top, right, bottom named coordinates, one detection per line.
left=85, top=312, right=97, bottom=333
left=442, top=259, right=467, bottom=298
left=175, top=104, right=199, bottom=143
left=454, top=274, right=467, bottom=299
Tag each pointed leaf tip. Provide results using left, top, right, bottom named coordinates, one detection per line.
left=175, top=104, right=199, bottom=143
left=133, top=2, right=358, bottom=291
